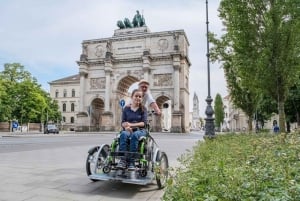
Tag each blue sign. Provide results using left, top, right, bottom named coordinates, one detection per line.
left=119, top=99, right=125, bottom=107
left=12, top=121, right=18, bottom=129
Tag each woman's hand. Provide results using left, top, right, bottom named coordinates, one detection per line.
left=125, top=126, right=132, bottom=133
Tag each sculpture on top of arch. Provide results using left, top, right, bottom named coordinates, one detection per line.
left=117, top=10, right=146, bottom=29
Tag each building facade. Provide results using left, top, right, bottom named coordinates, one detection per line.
left=48, top=74, right=80, bottom=131
left=222, top=95, right=298, bottom=132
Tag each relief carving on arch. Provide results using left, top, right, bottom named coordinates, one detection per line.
left=95, top=45, right=104, bottom=57
left=154, top=73, right=172, bottom=87
left=158, top=39, right=168, bottom=51
left=90, top=78, right=106, bottom=89
left=126, top=70, right=143, bottom=79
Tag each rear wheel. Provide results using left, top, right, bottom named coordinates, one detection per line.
left=86, top=144, right=110, bottom=181
left=155, top=151, right=169, bottom=189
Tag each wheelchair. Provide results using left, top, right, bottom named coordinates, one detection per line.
left=85, top=113, right=169, bottom=189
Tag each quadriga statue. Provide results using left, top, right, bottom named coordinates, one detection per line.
left=117, top=20, right=125, bottom=29
left=116, top=10, right=146, bottom=29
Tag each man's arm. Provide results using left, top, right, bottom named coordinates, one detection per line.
left=150, top=102, right=161, bottom=115
left=145, top=91, right=161, bottom=115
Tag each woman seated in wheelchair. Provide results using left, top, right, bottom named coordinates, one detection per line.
left=116, top=89, right=147, bottom=170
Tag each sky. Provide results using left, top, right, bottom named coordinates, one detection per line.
left=0, top=0, right=227, bottom=117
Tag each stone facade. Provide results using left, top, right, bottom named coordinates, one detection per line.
left=77, top=26, right=190, bottom=132
left=48, top=74, right=80, bottom=131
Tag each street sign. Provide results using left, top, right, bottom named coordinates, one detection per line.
left=12, top=121, right=18, bottom=129
left=119, top=99, right=125, bottom=108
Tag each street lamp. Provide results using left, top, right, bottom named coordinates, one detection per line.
left=204, top=0, right=215, bottom=138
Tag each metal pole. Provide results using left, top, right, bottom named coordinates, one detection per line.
left=204, top=0, right=215, bottom=138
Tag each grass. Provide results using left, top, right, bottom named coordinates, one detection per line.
left=163, top=132, right=300, bottom=201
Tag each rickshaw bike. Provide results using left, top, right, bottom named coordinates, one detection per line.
left=85, top=112, right=169, bottom=189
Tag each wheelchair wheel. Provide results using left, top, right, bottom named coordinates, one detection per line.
left=86, top=144, right=110, bottom=181
left=155, top=151, right=169, bottom=189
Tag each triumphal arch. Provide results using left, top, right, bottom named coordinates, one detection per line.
left=76, top=17, right=190, bottom=133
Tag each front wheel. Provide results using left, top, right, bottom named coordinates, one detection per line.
left=155, top=151, right=169, bottom=189
left=86, top=144, right=110, bottom=181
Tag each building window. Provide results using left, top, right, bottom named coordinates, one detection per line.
left=71, top=103, right=75, bottom=112
left=72, top=89, right=75, bottom=97
left=55, top=90, right=59, bottom=98
left=62, top=116, right=66, bottom=123
left=71, top=117, right=74, bottom=123
left=63, top=103, right=66, bottom=112
left=63, top=89, right=67, bottom=98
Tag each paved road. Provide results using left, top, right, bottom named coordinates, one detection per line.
left=0, top=132, right=203, bottom=201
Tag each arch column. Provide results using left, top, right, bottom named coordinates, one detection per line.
left=78, top=64, right=88, bottom=112
left=142, top=50, right=151, bottom=80
left=104, top=67, right=112, bottom=112
left=76, top=62, right=88, bottom=131
left=101, top=56, right=114, bottom=131
left=171, top=55, right=183, bottom=132
left=173, top=55, right=180, bottom=111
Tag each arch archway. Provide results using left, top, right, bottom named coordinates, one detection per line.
left=116, top=75, right=139, bottom=94
left=90, top=98, right=104, bottom=131
left=152, top=95, right=172, bottom=132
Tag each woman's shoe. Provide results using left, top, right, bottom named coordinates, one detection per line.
left=116, top=160, right=127, bottom=169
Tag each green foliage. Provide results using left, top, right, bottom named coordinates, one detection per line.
left=0, top=63, right=61, bottom=123
left=163, top=133, right=300, bottom=200
left=285, top=79, right=300, bottom=125
left=214, top=93, right=224, bottom=129
left=210, top=0, right=300, bottom=132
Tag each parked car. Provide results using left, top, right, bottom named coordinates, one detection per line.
left=44, top=124, right=59, bottom=134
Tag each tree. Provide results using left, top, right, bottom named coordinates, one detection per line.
left=255, top=94, right=277, bottom=129
left=0, top=79, right=8, bottom=121
left=285, top=78, right=300, bottom=129
left=211, top=0, right=300, bottom=132
left=214, top=93, right=225, bottom=130
left=0, top=63, right=61, bottom=124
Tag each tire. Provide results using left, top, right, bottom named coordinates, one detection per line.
left=86, top=144, right=110, bottom=181
left=155, top=151, right=169, bottom=189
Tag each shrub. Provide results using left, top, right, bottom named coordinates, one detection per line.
left=163, top=132, right=300, bottom=201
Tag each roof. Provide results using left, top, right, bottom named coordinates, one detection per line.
left=48, top=74, right=80, bottom=84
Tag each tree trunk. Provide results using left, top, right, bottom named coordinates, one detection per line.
left=297, top=112, right=300, bottom=127
left=278, top=101, right=286, bottom=132
left=248, top=115, right=253, bottom=132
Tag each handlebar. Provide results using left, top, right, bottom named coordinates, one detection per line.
left=148, top=110, right=159, bottom=116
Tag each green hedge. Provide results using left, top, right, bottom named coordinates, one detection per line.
left=163, top=132, right=300, bottom=201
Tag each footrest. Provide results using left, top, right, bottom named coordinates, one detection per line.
left=111, top=151, right=142, bottom=159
